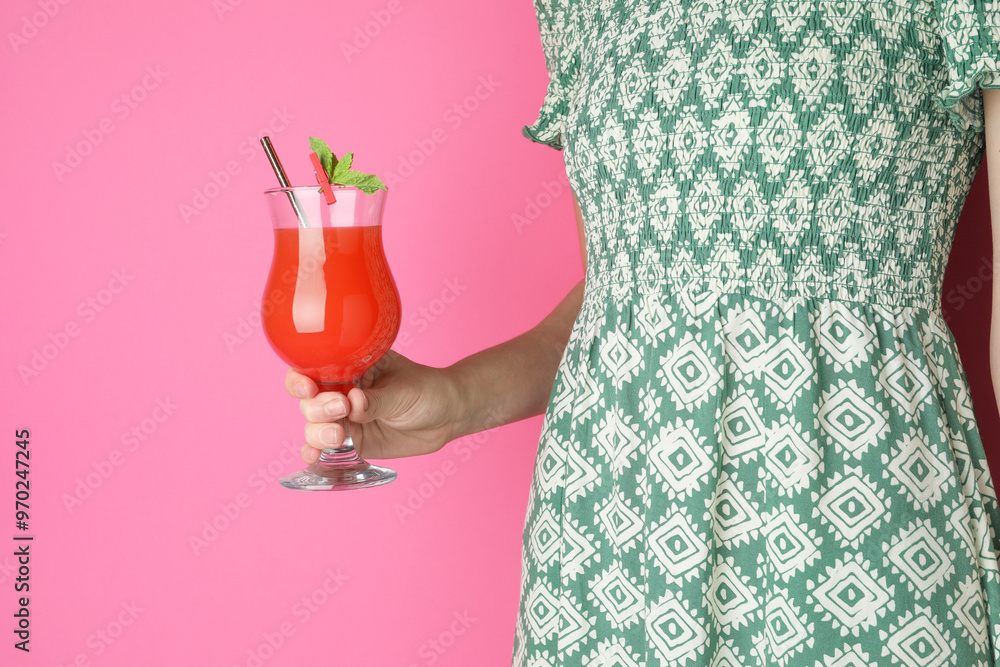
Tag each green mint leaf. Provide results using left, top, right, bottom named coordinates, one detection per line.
left=331, top=152, right=353, bottom=181
left=308, top=136, right=337, bottom=178
left=334, top=171, right=387, bottom=195
left=309, top=137, right=387, bottom=193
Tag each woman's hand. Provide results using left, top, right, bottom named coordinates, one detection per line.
left=286, top=350, right=461, bottom=463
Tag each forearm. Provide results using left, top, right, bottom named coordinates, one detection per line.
left=443, top=278, right=584, bottom=440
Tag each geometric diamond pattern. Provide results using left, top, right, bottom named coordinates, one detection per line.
left=708, top=472, right=763, bottom=548
left=814, top=305, right=873, bottom=374
left=808, top=553, right=894, bottom=637
left=646, top=591, right=709, bottom=664
left=815, top=380, right=888, bottom=460
left=524, top=581, right=560, bottom=640
left=705, top=555, right=759, bottom=630
left=764, top=335, right=813, bottom=405
left=884, top=519, right=955, bottom=600
left=763, top=508, right=821, bottom=581
left=812, top=467, right=888, bottom=549
left=560, top=518, right=598, bottom=582
left=877, top=351, right=933, bottom=417
left=948, top=575, right=990, bottom=647
left=881, top=610, right=953, bottom=666
left=658, top=334, right=723, bottom=412
left=722, top=303, right=769, bottom=380
left=884, top=428, right=953, bottom=511
left=594, top=407, right=643, bottom=473
left=565, top=444, right=601, bottom=502
left=589, top=564, right=645, bottom=628
left=764, top=419, right=822, bottom=496
left=597, top=491, right=643, bottom=551
left=528, top=507, right=560, bottom=564
left=648, top=418, right=713, bottom=499
left=764, top=591, right=810, bottom=665
left=649, top=506, right=708, bottom=580
left=599, top=329, right=643, bottom=389
left=721, top=394, right=767, bottom=461
left=557, top=596, right=593, bottom=653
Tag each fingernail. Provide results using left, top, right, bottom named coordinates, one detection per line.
left=363, top=393, right=369, bottom=411
left=294, top=382, right=307, bottom=398
left=324, top=400, right=346, bottom=418
left=320, top=426, right=337, bottom=445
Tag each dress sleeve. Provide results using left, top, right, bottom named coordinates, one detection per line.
left=522, top=0, right=580, bottom=150
left=933, top=0, right=1000, bottom=136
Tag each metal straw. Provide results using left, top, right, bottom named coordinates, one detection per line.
left=260, top=136, right=309, bottom=229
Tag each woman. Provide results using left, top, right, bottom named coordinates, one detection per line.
left=288, top=0, right=1000, bottom=663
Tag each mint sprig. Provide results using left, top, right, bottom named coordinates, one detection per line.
left=308, top=136, right=387, bottom=195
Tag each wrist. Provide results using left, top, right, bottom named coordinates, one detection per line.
left=438, top=361, right=477, bottom=443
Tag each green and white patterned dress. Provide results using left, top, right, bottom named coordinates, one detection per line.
left=514, top=0, right=1000, bottom=664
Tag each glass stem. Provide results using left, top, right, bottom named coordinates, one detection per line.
left=317, top=416, right=362, bottom=464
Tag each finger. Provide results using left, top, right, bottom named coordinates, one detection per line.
left=298, top=392, right=349, bottom=423
left=300, top=443, right=320, bottom=464
left=285, top=369, right=317, bottom=399
left=347, top=385, right=403, bottom=424
left=304, top=422, right=345, bottom=451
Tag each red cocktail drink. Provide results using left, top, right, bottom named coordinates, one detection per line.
left=263, top=225, right=401, bottom=392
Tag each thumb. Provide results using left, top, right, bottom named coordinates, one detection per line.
left=348, top=384, right=399, bottom=424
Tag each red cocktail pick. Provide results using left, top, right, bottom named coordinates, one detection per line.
left=309, top=151, right=337, bottom=204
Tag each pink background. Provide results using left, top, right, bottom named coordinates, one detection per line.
left=1, top=0, right=997, bottom=665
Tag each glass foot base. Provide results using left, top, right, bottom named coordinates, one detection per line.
left=280, top=445, right=396, bottom=491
